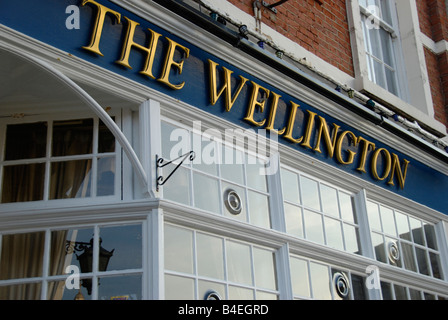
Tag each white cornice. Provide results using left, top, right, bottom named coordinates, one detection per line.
left=421, top=32, right=448, bottom=55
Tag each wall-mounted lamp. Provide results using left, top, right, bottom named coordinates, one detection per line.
left=66, top=238, right=114, bottom=296
left=210, top=12, right=226, bottom=25
left=239, top=25, right=249, bottom=38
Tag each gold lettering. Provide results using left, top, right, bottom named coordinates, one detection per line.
left=356, top=136, right=376, bottom=173
left=208, top=60, right=248, bottom=111
left=116, top=17, right=162, bottom=79
left=265, top=92, right=286, bottom=135
left=158, top=37, right=190, bottom=90
left=82, top=0, right=121, bottom=56
left=283, top=102, right=303, bottom=143
left=335, top=130, right=358, bottom=165
left=388, top=154, right=410, bottom=189
left=371, top=148, right=392, bottom=181
left=313, top=116, right=340, bottom=158
left=244, top=82, right=270, bottom=127
left=301, top=111, right=318, bottom=149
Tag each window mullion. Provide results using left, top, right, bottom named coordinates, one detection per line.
left=267, top=154, right=285, bottom=232
left=40, top=229, right=51, bottom=300
left=275, top=243, right=293, bottom=300
left=43, top=120, right=53, bottom=201
left=435, top=221, right=448, bottom=281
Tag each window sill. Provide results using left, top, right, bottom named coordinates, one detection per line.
left=354, top=76, right=447, bottom=137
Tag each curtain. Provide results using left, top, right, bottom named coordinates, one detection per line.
left=0, top=120, right=94, bottom=299
left=0, top=232, right=45, bottom=299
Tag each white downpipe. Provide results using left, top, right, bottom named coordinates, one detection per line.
left=0, top=46, right=149, bottom=190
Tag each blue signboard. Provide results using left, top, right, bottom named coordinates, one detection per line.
left=1, top=0, right=447, bottom=214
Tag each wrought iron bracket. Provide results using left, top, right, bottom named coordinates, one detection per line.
left=261, top=0, right=289, bottom=13
left=156, top=151, right=196, bottom=192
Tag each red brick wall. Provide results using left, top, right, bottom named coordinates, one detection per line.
left=227, top=0, right=354, bottom=77
left=418, top=0, right=448, bottom=128
left=425, top=48, right=448, bottom=125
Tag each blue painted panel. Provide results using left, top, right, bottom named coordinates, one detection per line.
left=1, top=0, right=447, bottom=214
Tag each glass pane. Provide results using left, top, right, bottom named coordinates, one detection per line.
left=47, top=281, right=91, bottom=300
left=0, top=232, right=45, bottom=280
left=304, top=210, right=324, bottom=244
left=97, top=157, right=115, bottom=196
left=416, top=248, right=430, bottom=276
left=372, top=59, right=386, bottom=89
left=368, top=27, right=382, bottom=59
left=228, top=286, right=254, bottom=299
left=379, top=0, right=393, bottom=25
left=395, top=212, right=411, bottom=241
left=0, top=282, right=42, bottom=300
left=424, top=223, right=438, bottom=250
left=193, top=173, right=220, bottom=214
left=1, top=163, right=45, bottom=203
left=351, top=274, right=367, bottom=300
left=52, top=119, right=93, bottom=156
left=99, top=225, right=142, bottom=271
left=385, top=67, right=398, bottom=96
left=380, top=281, right=393, bottom=300
left=256, top=291, right=277, bottom=300
left=165, top=274, right=194, bottom=300
left=301, top=176, right=320, bottom=211
left=401, top=242, right=417, bottom=272
left=163, top=166, right=191, bottom=205
left=161, top=121, right=190, bottom=160
left=98, top=119, right=115, bottom=153
left=50, top=160, right=92, bottom=199
left=408, top=288, right=422, bottom=300
left=290, top=257, right=310, bottom=298
left=98, top=275, right=142, bottom=300
left=367, top=201, right=382, bottom=231
left=380, top=206, right=396, bottom=236
left=309, top=262, right=331, bottom=300
left=380, top=28, right=394, bottom=66
left=320, top=185, right=339, bottom=218
left=424, top=292, right=436, bottom=300
left=324, top=217, right=344, bottom=251
left=253, top=248, right=277, bottom=290
left=51, top=228, right=94, bottom=276
left=246, top=155, right=267, bottom=192
left=196, top=233, right=224, bottom=280
left=220, top=146, right=244, bottom=184
left=164, top=225, right=194, bottom=274
left=192, top=133, right=218, bottom=176
left=284, top=203, right=303, bottom=238
left=394, top=284, right=408, bottom=300
left=339, top=192, right=355, bottom=223
left=429, top=252, right=442, bottom=279
left=248, top=191, right=270, bottom=229
left=372, top=232, right=387, bottom=263
left=198, top=280, right=226, bottom=300
left=344, top=224, right=360, bottom=254
left=281, top=168, right=300, bottom=204
left=5, top=122, right=47, bottom=160
left=410, top=218, right=424, bottom=246
left=226, top=241, right=252, bottom=286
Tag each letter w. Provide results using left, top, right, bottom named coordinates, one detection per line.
left=208, top=59, right=248, bottom=112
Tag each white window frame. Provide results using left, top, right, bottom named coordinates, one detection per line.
left=359, top=1, right=405, bottom=98
left=347, top=0, right=437, bottom=124
left=0, top=112, right=123, bottom=210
